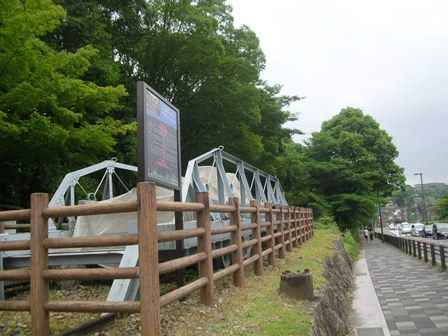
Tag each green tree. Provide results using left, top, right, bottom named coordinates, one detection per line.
left=43, top=0, right=300, bottom=169
left=1, top=0, right=302, bottom=208
left=0, top=0, right=128, bottom=206
left=254, top=83, right=302, bottom=173
left=436, top=195, right=448, bottom=220
left=389, top=183, right=448, bottom=221
left=390, top=185, right=415, bottom=208
left=304, top=107, right=405, bottom=230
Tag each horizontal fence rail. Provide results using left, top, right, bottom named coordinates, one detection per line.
left=378, top=232, right=447, bottom=271
left=0, top=182, right=314, bottom=336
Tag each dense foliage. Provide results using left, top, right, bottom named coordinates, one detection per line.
left=0, top=0, right=128, bottom=206
left=391, top=183, right=448, bottom=208
left=43, top=0, right=301, bottom=165
left=0, top=0, right=299, bottom=206
left=0, top=0, right=405, bottom=232
left=436, top=195, right=448, bottom=220
left=296, top=108, right=405, bottom=230
left=390, top=183, right=448, bottom=221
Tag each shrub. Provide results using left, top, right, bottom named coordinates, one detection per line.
left=342, top=229, right=359, bottom=261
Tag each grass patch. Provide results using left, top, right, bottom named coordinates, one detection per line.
left=342, top=229, right=360, bottom=262
left=314, top=215, right=359, bottom=263
left=290, top=227, right=340, bottom=288
left=164, top=228, right=341, bottom=336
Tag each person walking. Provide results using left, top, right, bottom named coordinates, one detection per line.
left=369, top=227, right=374, bottom=241
left=363, top=227, right=369, bottom=241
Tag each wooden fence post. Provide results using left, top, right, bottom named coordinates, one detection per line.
left=310, top=209, right=314, bottom=237
left=30, top=193, right=49, bottom=336
left=137, top=182, right=161, bottom=336
left=291, top=207, right=298, bottom=248
left=285, top=207, right=292, bottom=252
left=440, top=246, right=446, bottom=271
left=304, top=208, right=310, bottom=240
left=423, top=242, right=428, bottom=262
left=417, top=241, right=422, bottom=259
left=229, top=197, right=244, bottom=287
left=276, top=206, right=286, bottom=259
left=308, top=209, right=312, bottom=239
left=196, top=192, right=214, bottom=305
left=412, top=240, right=416, bottom=257
left=300, top=208, right=304, bottom=243
left=304, top=209, right=309, bottom=240
left=250, top=200, right=263, bottom=276
left=265, top=203, right=275, bottom=266
left=430, top=244, right=436, bottom=266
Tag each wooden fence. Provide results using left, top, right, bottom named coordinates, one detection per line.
left=0, top=182, right=314, bottom=336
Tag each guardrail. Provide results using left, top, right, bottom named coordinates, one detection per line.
left=0, top=182, right=314, bottom=336
left=378, top=233, right=447, bottom=271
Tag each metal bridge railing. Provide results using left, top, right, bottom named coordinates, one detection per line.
left=378, top=232, right=447, bottom=271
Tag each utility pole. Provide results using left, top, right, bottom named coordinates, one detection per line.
left=404, top=198, right=408, bottom=223
left=378, top=202, right=385, bottom=243
left=377, top=191, right=384, bottom=243
left=414, top=173, right=428, bottom=224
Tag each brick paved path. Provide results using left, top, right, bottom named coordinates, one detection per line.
left=365, top=238, right=448, bottom=336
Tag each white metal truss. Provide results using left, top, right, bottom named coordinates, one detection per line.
left=182, top=146, right=288, bottom=207
left=48, top=147, right=287, bottom=230
left=48, top=159, right=137, bottom=230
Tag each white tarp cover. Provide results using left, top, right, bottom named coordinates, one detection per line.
left=73, top=187, right=174, bottom=237
left=73, top=166, right=241, bottom=237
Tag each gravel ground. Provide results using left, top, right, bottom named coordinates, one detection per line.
left=0, top=263, right=298, bottom=335
left=0, top=283, right=111, bottom=335
left=102, top=275, right=243, bottom=336
left=0, top=276, right=243, bottom=335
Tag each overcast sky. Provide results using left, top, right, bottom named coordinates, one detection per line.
left=228, top=0, right=448, bottom=186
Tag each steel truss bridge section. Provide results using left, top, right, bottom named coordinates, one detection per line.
left=48, top=159, right=138, bottom=230
left=48, top=146, right=288, bottom=229
left=182, top=146, right=287, bottom=213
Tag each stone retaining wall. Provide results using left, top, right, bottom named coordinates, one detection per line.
left=312, top=237, right=354, bottom=336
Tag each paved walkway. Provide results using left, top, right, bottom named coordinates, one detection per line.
left=352, top=245, right=390, bottom=336
left=364, top=238, right=448, bottom=336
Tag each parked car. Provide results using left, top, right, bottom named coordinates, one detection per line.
left=422, top=225, right=433, bottom=238
left=411, top=223, right=425, bottom=236
left=401, top=223, right=413, bottom=235
left=432, top=223, right=448, bottom=239
left=389, top=223, right=397, bottom=230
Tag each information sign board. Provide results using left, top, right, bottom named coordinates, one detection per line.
left=137, top=81, right=181, bottom=190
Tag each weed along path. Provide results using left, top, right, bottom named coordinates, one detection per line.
left=103, top=228, right=341, bottom=336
